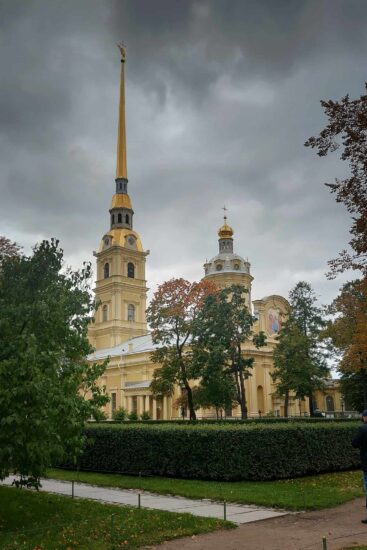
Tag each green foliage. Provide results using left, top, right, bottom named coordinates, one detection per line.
left=340, top=371, right=366, bottom=412
left=147, top=278, right=218, bottom=420
left=128, top=411, right=139, bottom=421
left=0, top=486, right=230, bottom=549
left=0, top=238, right=108, bottom=488
left=140, top=411, right=151, bottom=421
left=112, top=407, right=127, bottom=422
left=61, top=422, right=360, bottom=481
left=272, top=320, right=315, bottom=415
left=92, top=408, right=108, bottom=422
left=192, top=285, right=266, bottom=419
left=287, top=281, right=329, bottom=414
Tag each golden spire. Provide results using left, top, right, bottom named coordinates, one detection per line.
left=116, top=43, right=127, bottom=180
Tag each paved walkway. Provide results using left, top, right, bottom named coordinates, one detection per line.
left=2, top=476, right=287, bottom=525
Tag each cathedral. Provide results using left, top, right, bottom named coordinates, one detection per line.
left=88, top=46, right=342, bottom=419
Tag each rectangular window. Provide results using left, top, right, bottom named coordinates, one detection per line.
left=111, top=393, right=117, bottom=413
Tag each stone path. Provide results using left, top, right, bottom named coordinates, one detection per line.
left=2, top=476, right=287, bottom=525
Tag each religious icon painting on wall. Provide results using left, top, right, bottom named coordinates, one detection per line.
left=267, top=308, right=282, bottom=334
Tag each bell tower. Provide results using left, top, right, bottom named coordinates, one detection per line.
left=203, top=215, right=253, bottom=308
left=89, top=44, right=149, bottom=350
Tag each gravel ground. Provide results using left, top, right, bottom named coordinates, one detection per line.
left=144, top=497, right=367, bottom=550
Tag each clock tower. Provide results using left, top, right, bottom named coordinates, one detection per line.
left=89, top=45, right=149, bottom=350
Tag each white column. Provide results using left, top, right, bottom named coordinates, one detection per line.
left=163, top=396, right=168, bottom=420
left=152, top=398, right=157, bottom=420
left=144, top=395, right=150, bottom=413
left=138, top=395, right=144, bottom=416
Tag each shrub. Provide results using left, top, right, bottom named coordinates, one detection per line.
left=91, top=409, right=107, bottom=422
left=112, top=407, right=127, bottom=422
left=140, top=411, right=151, bottom=421
left=128, top=411, right=138, bottom=421
left=62, top=421, right=361, bottom=481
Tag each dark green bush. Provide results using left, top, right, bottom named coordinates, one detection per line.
left=112, top=407, right=127, bottom=422
left=62, top=421, right=361, bottom=481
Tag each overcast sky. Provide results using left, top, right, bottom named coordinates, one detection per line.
left=1, top=0, right=366, bottom=306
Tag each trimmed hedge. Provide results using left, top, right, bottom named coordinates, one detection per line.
left=62, top=422, right=361, bottom=481
left=88, top=416, right=359, bottom=426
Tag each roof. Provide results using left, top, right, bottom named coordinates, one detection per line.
left=125, top=381, right=151, bottom=389
left=89, top=333, right=157, bottom=361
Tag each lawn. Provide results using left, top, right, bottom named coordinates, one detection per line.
left=0, top=485, right=232, bottom=550
left=48, top=468, right=364, bottom=511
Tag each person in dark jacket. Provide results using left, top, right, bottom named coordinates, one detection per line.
left=352, top=410, right=367, bottom=523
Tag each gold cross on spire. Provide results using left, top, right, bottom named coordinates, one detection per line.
left=222, top=204, right=228, bottom=222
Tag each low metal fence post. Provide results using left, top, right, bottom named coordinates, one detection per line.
left=72, top=480, right=74, bottom=499
left=322, top=536, right=327, bottom=550
left=224, top=500, right=227, bottom=521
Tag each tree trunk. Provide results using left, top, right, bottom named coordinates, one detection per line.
left=185, top=383, right=196, bottom=420
left=308, top=394, right=314, bottom=417
left=284, top=390, right=289, bottom=418
left=238, top=368, right=248, bottom=419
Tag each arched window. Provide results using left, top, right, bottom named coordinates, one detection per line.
left=127, top=262, right=135, bottom=278
left=104, top=263, right=109, bottom=278
left=102, top=304, right=108, bottom=322
left=125, top=214, right=129, bottom=224
left=118, top=213, right=122, bottom=223
left=128, top=304, right=135, bottom=322
left=326, top=395, right=335, bottom=412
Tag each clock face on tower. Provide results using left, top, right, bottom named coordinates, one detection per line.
left=126, top=235, right=137, bottom=249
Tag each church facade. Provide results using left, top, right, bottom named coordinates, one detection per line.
left=88, top=46, right=342, bottom=419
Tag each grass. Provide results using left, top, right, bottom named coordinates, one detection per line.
left=0, top=485, right=233, bottom=550
left=48, top=468, right=365, bottom=511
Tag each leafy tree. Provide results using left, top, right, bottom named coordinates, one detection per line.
left=0, top=239, right=108, bottom=488
left=271, top=319, right=314, bottom=417
left=288, top=282, right=329, bottom=415
left=305, top=84, right=367, bottom=277
left=339, top=371, right=365, bottom=413
left=146, top=278, right=217, bottom=420
left=325, top=278, right=367, bottom=407
left=0, top=235, right=22, bottom=265
left=195, top=364, right=237, bottom=419
left=192, top=285, right=266, bottom=419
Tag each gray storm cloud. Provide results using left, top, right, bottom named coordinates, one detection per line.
left=0, top=0, right=366, bottom=305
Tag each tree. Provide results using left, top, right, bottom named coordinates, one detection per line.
left=0, top=235, right=22, bottom=265
left=195, top=360, right=237, bottom=419
left=0, top=238, right=108, bottom=488
left=146, top=278, right=217, bottom=420
left=271, top=319, right=315, bottom=417
left=305, top=84, right=367, bottom=277
left=325, top=278, right=367, bottom=408
left=192, top=285, right=266, bottom=419
left=288, top=282, right=329, bottom=415
left=339, top=371, right=365, bottom=413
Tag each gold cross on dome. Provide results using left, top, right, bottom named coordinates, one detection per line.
left=222, top=205, right=228, bottom=222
